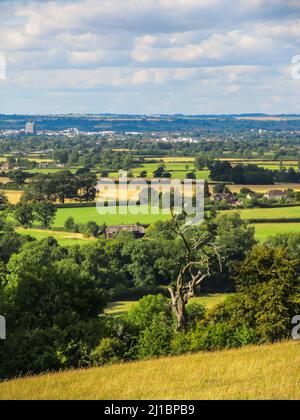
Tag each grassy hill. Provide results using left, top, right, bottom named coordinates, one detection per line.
left=1, top=341, right=299, bottom=400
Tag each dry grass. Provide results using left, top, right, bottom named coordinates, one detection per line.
left=1, top=341, right=299, bottom=400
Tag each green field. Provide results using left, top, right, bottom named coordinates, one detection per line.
left=27, top=168, right=79, bottom=174
left=53, top=206, right=171, bottom=228
left=253, top=223, right=300, bottom=241
left=52, top=205, right=300, bottom=230
left=1, top=341, right=299, bottom=400
left=17, top=228, right=94, bottom=247
left=105, top=294, right=231, bottom=316
left=225, top=206, right=300, bottom=220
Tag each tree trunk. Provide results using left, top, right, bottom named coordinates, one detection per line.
left=175, top=296, right=187, bottom=332
left=169, top=288, right=188, bottom=332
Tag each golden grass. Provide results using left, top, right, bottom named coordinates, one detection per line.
left=1, top=341, right=299, bottom=400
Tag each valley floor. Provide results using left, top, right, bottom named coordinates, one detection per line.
left=1, top=341, right=299, bottom=400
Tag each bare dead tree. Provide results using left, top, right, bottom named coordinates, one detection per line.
left=168, top=212, right=222, bottom=332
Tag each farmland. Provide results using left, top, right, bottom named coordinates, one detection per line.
left=1, top=341, right=299, bottom=400
left=53, top=206, right=171, bottom=228
left=16, top=228, right=94, bottom=247
left=226, top=184, right=300, bottom=193
left=225, top=206, right=300, bottom=220
left=1, top=190, right=23, bottom=204
left=253, top=223, right=300, bottom=241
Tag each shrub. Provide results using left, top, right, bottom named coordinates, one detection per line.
left=128, top=294, right=173, bottom=331
left=91, top=338, right=125, bottom=366
left=186, top=303, right=206, bottom=328
left=136, top=314, right=173, bottom=359
left=65, top=217, right=76, bottom=232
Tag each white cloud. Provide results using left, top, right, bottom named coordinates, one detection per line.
left=0, top=0, right=299, bottom=113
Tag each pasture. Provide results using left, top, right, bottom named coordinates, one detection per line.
left=16, top=228, right=94, bottom=247
left=225, top=206, right=300, bottom=220
left=253, top=223, right=300, bottom=241
left=53, top=206, right=170, bottom=228
left=26, top=168, right=79, bottom=174
left=105, top=294, right=231, bottom=316
left=1, top=341, right=299, bottom=400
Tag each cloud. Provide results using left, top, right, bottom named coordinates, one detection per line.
left=0, top=0, right=299, bottom=114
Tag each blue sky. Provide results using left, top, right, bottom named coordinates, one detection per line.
left=0, top=0, right=300, bottom=115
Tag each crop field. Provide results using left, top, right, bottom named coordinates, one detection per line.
left=253, top=223, right=300, bottom=241
left=16, top=228, right=94, bottom=247
left=26, top=168, right=79, bottom=174
left=53, top=206, right=171, bottom=228
left=220, top=159, right=298, bottom=170
left=0, top=177, right=12, bottom=184
left=105, top=294, right=231, bottom=316
left=1, top=341, right=299, bottom=400
left=1, top=190, right=23, bottom=204
left=27, top=158, right=54, bottom=163
left=225, top=206, right=300, bottom=220
left=224, top=184, right=300, bottom=193
left=144, top=157, right=195, bottom=163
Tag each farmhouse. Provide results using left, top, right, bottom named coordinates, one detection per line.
left=210, top=193, right=239, bottom=205
left=264, top=190, right=287, bottom=200
left=105, top=224, right=146, bottom=239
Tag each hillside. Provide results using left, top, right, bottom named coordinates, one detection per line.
left=1, top=341, right=299, bottom=400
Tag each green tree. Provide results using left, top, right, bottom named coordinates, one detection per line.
left=0, top=192, right=8, bottom=205
left=233, top=245, right=300, bottom=342
left=65, top=217, right=76, bottom=232
left=0, top=240, right=108, bottom=378
left=14, top=203, right=35, bottom=227
left=34, top=201, right=57, bottom=229
left=8, top=170, right=27, bottom=186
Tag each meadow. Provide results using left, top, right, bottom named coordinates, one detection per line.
left=253, top=223, right=300, bottom=241
left=26, top=168, right=79, bottom=174
left=53, top=206, right=171, bottom=228
left=16, top=228, right=94, bottom=247
left=1, top=341, right=299, bottom=400
left=105, top=294, right=231, bottom=316
left=225, top=206, right=300, bottom=220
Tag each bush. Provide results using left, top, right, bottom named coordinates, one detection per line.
left=170, top=332, right=193, bottom=356
left=136, top=314, right=173, bottom=359
left=128, top=294, right=173, bottom=331
left=91, top=338, right=125, bottom=366
left=186, top=303, right=206, bottom=328
left=65, top=217, right=76, bottom=232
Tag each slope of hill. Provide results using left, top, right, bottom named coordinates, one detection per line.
left=0, top=341, right=299, bottom=400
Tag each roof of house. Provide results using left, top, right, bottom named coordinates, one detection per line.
left=265, top=190, right=286, bottom=197
left=105, top=225, right=146, bottom=234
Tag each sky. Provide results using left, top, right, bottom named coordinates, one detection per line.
left=0, top=0, right=300, bottom=115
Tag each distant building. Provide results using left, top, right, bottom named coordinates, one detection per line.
left=25, top=121, right=36, bottom=135
left=105, top=225, right=146, bottom=239
left=264, top=190, right=287, bottom=200
left=210, top=193, right=237, bottom=205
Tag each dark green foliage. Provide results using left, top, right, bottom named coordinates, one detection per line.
left=0, top=239, right=109, bottom=378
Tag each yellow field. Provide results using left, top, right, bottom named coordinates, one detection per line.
left=0, top=341, right=299, bottom=400
left=144, top=157, right=195, bottom=163
left=215, top=184, right=300, bottom=193
left=0, top=177, right=11, bottom=184
left=1, top=190, right=23, bottom=204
